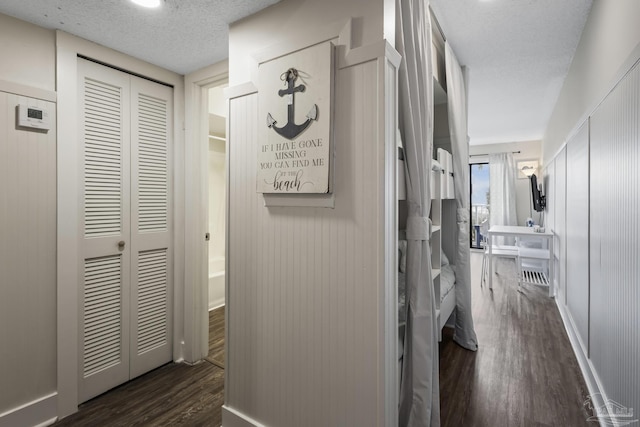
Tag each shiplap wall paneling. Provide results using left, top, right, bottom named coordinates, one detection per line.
left=226, top=59, right=387, bottom=426
left=565, top=122, right=590, bottom=353
left=554, top=147, right=567, bottom=306
left=0, top=92, right=57, bottom=412
left=589, top=59, right=640, bottom=417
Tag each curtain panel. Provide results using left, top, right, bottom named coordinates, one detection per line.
left=489, top=153, right=518, bottom=244
left=396, top=0, right=440, bottom=425
left=445, top=42, right=478, bottom=352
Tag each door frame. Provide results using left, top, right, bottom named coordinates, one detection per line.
left=56, top=31, right=185, bottom=418
left=183, top=61, right=229, bottom=363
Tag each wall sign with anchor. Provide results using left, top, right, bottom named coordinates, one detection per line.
left=267, top=68, right=318, bottom=140
left=257, top=41, right=334, bottom=194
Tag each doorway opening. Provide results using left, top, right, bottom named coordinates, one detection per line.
left=205, top=83, right=227, bottom=368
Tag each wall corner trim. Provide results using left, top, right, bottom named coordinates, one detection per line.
left=339, top=39, right=401, bottom=70
left=0, top=392, right=57, bottom=427
left=251, top=19, right=350, bottom=67
left=0, top=79, right=57, bottom=102
left=224, top=82, right=258, bottom=100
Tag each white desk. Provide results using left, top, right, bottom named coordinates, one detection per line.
left=487, top=225, right=554, bottom=297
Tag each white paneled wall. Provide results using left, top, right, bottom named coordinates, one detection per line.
left=226, top=56, right=393, bottom=426
left=554, top=148, right=567, bottom=306
left=0, top=92, right=56, bottom=413
left=543, top=161, right=555, bottom=291
left=565, top=122, right=590, bottom=352
left=589, top=59, right=640, bottom=418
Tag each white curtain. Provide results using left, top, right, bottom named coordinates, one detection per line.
left=445, top=42, right=478, bottom=352
left=489, top=153, right=518, bottom=244
left=396, top=0, right=439, bottom=426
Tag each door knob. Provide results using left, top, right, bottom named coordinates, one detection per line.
left=205, top=233, right=210, bottom=241
left=118, top=240, right=125, bottom=249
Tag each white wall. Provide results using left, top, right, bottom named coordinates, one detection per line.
left=228, top=0, right=386, bottom=85
left=552, top=148, right=567, bottom=305
left=543, top=0, right=640, bottom=163
left=589, top=62, right=640, bottom=420
left=565, top=123, right=589, bottom=352
left=208, top=139, right=226, bottom=264
left=208, top=85, right=228, bottom=119
left=0, top=14, right=55, bottom=92
left=0, top=92, right=57, bottom=425
left=543, top=1, right=640, bottom=421
left=208, top=137, right=226, bottom=310
left=208, top=84, right=227, bottom=310
left=469, top=140, right=542, bottom=228
left=225, top=1, right=397, bottom=425
left=0, top=13, right=58, bottom=426
left=208, top=86, right=227, bottom=267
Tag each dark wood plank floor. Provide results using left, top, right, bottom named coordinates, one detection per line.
left=439, top=253, right=593, bottom=427
left=53, top=362, right=224, bottom=427
left=54, top=307, right=227, bottom=426
left=206, top=306, right=225, bottom=368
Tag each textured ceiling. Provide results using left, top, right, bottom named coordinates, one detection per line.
left=1, top=0, right=592, bottom=143
left=430, top=0, right=592, bottom=145
left=0, top=0, right=280, bottom=75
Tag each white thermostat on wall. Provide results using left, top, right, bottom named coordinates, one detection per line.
left=17, top=103, right=50, bottom=131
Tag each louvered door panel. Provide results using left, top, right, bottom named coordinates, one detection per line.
left=78, top=58, right=131, bottom=403
left=136, top=249, right=168, bottom=354
left=130, top=76, right=173, bottom=379
left=84, top=78, right=123, bottom=236
left=137, top=94, right=168, bottom=232
left=83, top=255, right=123, bottom=377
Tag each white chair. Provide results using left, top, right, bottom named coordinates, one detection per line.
left=480, top=220, right=520, bottom=287
left=516, top=237, right=550, bottom=292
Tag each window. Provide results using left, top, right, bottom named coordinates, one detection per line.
left=470, top=163, right=489, bottom=249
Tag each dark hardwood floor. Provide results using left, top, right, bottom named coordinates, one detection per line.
left=439, top=252, right=592, bottom=427
left=206, top=306, right=225, bottom=368
left=54, top=307, right=226, bottom=426
left=53, top=362, right=224, bottom=426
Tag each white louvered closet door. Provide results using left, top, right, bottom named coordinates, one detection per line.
left=129, top=76, right=173, bottom=379
left=78, top=59, right=132, bottom=402
left=78, top=59, right=173, bottom=402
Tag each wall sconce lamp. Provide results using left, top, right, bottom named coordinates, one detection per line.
left=520, top=165, right=536, bottom=178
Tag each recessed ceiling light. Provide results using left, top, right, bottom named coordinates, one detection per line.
left=131, top=0, right=161, bottom=8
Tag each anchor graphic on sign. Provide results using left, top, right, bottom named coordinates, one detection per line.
left=267, top=68, right=318, bottom=140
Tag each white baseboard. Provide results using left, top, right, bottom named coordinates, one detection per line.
left=555, top=300, right=609, bottom=427
left=0, top=392, right=57, bottom=427
left=208, top=300, right=225, bottom=311
left=222, top=405, right=265, bottom=427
